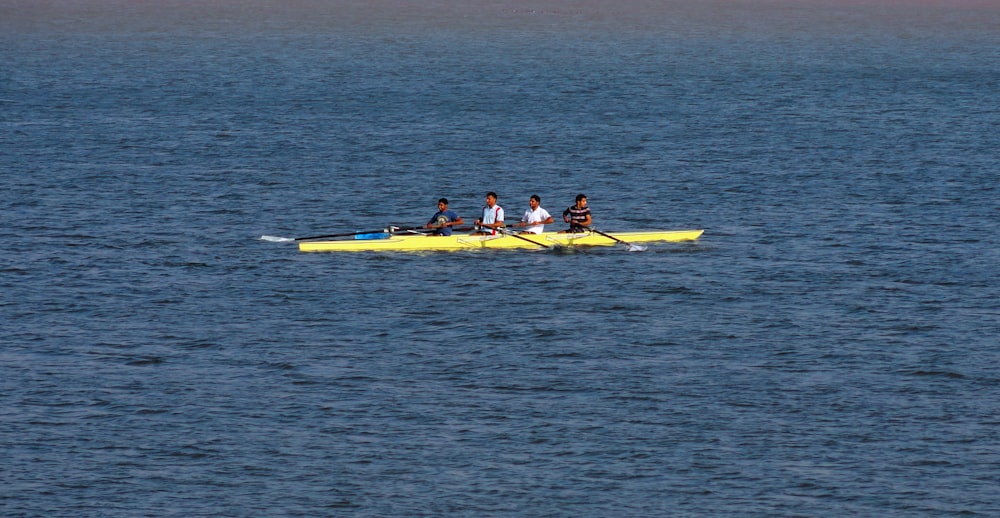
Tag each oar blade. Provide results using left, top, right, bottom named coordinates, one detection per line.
left=587, top=227, right=647, bottom=252
left=261, top=235, right=295, bottom=243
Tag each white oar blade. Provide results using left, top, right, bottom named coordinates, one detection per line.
left=626, top=244, right=647, bottom=252
left=260, top=235, right=294, bottom=243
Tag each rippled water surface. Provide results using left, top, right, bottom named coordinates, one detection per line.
left=3, top=1, right=999, bottom=515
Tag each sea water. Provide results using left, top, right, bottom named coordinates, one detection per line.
left=2, top=1, right=999, bottom=515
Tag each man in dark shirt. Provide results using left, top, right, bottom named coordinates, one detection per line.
left=561, top=193, right=592, bottom=233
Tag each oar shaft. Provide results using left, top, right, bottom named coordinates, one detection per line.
left=586, top=226, right=647, bottom=251
left=294, top=226, right=416, bottom=241
left=588, top=227, right=625, bottom=244
left=498, top=227, right=550, bottom=249
left=429, top=226, right=477, bottom=233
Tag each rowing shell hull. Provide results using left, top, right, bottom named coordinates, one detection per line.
left=298, top=230, right=704, bottom=252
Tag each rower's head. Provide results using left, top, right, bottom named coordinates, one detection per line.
left=575, top=193, right=587, bottom=208
left=529, top=194, right=541, bottom=209
left=485, top=192, right=497, bottom=207
left=437, top=198, right=449, bottom=211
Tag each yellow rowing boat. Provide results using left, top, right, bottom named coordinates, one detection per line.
left=298, top=229, right=704, bottom=252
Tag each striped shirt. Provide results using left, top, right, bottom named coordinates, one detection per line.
left=563, top=205, right=591, bottom=231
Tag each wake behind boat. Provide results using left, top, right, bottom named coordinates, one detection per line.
left=296, top=229, right=704, bottom=252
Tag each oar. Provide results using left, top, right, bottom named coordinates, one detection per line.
left=261, top=224, right=484, bottom=243
left=498, top=227, right=553, bottom=250
left=294, top=227, right=410, bottom=241
left=427, top=225, right=477, bottom=234
left=586, top=227, right=647, bottom=252
left=261, top=226, right=417, bottom=243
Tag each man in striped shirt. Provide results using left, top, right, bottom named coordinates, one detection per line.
left=561, top=193, right=592, bottom=233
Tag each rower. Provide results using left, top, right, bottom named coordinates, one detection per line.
left=424, top=198, right=464, bottom=236
left=474, top=192, right=504, bottom=235
left=516, top=194, right=554, bottom=234
left=560, top=193, right=592, bottom=233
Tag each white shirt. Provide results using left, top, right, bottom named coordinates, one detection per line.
left=520, top=207, right=551, bottom=234
left=482, top=205, right=504, bottom=225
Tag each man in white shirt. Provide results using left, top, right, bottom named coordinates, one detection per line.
left=474, top=191, right=504, bottom=235
left=516, top=194, right=554, bottom=234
